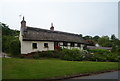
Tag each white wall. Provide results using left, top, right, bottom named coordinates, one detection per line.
left=21, top=41, right=54, bottom=54
left=58, top=42, right=83, bottom=50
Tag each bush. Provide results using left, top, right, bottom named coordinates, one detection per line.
left=42, top=50, right=54, bottom=57
left=19, top=55, right=25, bottom=58
left=32, top=50, right=60, bottom=58
left=88, top=49, right=110, bottom=54
left=90, top=53, right=107, bottom=61
left=116, top=47, right=120, bottom=53
left=81, top=50, right=93, bottom=61
left=9, top=39, right=20, bottom=56
left=105, top=53, right=120, bottom=62
left=60, top=48, right=83, bottom=61
left=33, top=51, right=40, bottom=59
left=88, top=52, right=120, bottom=62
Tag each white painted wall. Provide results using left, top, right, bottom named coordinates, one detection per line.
left=58, top=42, right=83, bottom=50
left=21, top=41, right=54, bottom=54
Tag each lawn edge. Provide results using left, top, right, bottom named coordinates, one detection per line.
left=49, top=69, right=119, bottom=80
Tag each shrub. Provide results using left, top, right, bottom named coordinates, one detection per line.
left=37, top=50, right=60, bottom=58
left=19, top=55, right=25, bottom=58
left=88, top=52, right=120, bottom=62
left=88, top=49, right=110, bottom=54
left=42, top=50, right=54, bottom=57
left=60, top=48, right=83, bottom=61
left=52, top=51, right=60, bottom=58
left=81, top=50, right=93, bottom=61
left=105, top=53, right=120, bottom=62
left=116, top=47, right=120, bottom=53
left=33, top=51, right=40, bottom=59
left=9, top=39, right=20, bottom=56
left=89, top=53, right=106, bottom=61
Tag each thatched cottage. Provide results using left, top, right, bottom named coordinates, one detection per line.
left=19, top=17, right=88, bottom=54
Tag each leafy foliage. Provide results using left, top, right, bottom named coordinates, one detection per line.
left=1, top=23, right=19, bottom=36
left=87, top=49, right=120, bottom=62
left=9, top=39, right=20, bottom=55
left=97, top=36, right=112, bottom=47
left=88, top=49, right=110, bottom=54
left=1, top=22, right=20, bottom=55
left=60, top=48, right=84, bottom=61
left=33, top=51, right=40, bottom=59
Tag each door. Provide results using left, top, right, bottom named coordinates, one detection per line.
left=54, top=42, right=58, bottom=50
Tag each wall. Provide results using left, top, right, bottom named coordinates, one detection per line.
left=58, top=42, right=84, bottom=50
left=21, top=41, right=54, bottom=54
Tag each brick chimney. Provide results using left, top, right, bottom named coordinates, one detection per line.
left=50, top=23, right=54, bottom=31
left=21, top=16, right=26, bottom=27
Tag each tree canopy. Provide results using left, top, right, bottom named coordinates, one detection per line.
left=1, top=22, right=20, bottom=55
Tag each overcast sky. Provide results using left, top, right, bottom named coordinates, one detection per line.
left=0, top=0, right=119, bottom=38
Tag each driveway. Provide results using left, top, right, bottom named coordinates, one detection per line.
left=62, top=71, right=119, bottom=81
left=73, top=71, right=119, bottom=79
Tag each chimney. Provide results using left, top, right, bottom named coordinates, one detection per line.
left=50, top=23, right=54, bottom=31
left=21, top=16, right=26, bottom=27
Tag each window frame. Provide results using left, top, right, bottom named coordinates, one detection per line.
left=44, top=43, right=49, bottom=48
left=77, top=43, right=80, bottom=47
left=63, top=42, right=67, bottom=46
left=70, top=42, right=75, bottom=47
left=32, top=43, right=37, bottom=49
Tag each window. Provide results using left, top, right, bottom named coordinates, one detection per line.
left=63, top=42, right=67, bottom=46
left=44, top=43, right=48, bottom=48
left=70, top=42, right=74, bottom=47
left=32, top=43, right=37, bottom=49
left=77, top=43, right=80, bottom=47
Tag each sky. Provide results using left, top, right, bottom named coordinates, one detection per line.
left=0, top=0, right=119, bottom=38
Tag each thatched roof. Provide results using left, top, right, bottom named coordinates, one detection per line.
left=22, top=27, right=88, bottom=44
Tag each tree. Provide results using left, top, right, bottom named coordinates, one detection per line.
left=79, top=34, right=83, bottom=38
left=1, top=22, right=19, bottom=36
left=111, top=34, right=116, bottom=40
left=98, top=36, right=112, bottom=47
left=83, top=35, right=93, bottom=40
left=1, top=22, right=20, bottom=54
left=10, top=39, right=20, bottom=55
left=93, top=35, right=100, bottom=42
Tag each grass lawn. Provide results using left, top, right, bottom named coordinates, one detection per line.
left=2, top=58, right=118, bottom=79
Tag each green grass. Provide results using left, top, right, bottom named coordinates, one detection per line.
left=3, top=58, right=118, bottom=79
